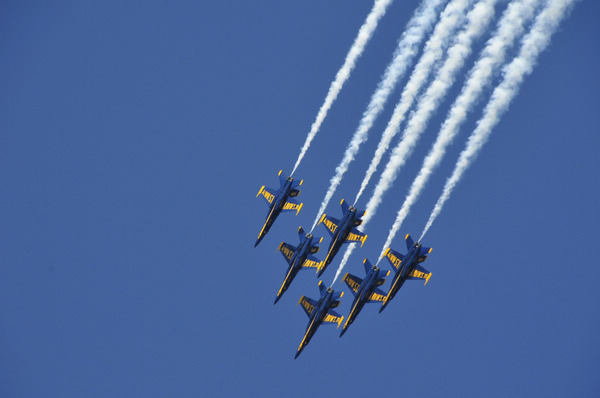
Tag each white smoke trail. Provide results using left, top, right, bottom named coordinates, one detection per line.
left=290, top=0, right=394, bottom=177
left=420, top=0, right=577, bottom=240
left=380, top=0, right=541, bottom=257
left=309, top=0, right=447, bottom=232
left=364, top=0, right=496, bottom=230
left=333, top=0, right=495, bottom=282
left=353, top=0, right=473, bottom=203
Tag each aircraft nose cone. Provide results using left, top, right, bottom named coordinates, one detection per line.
left=339, top=328, right=347, bottom=338
left=274, top=295, right=281, bottom=305
left=294, top=351, right=301, bottom=359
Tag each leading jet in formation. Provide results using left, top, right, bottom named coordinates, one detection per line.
left=295, top=281, right=344, bottom=359
left=380, top=234, right=432, bottom=313
left=340, top=258, right=389, bottom=337
left=255, top=170, right=303, bottom=247
left=317, top=199, right=367, bottom=277
left=274, top=227, right=323, bottom=304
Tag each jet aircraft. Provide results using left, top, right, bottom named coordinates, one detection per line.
left=255, top=170, right=303, bottom=247
left=380, top=234, right=432, bottom=313
left=340, top=258, right=389, bottom=337
left=317, top=199, right=367, bottom=276
left=295, top=281, right=344, bottom=359
left=274, top=226, right=323, bottom=304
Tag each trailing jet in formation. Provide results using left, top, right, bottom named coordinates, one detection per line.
left=380, top=234, right=432, bottom=313
left=340, top=258, right=389, bottom=337
left=295, top=281, right=344, bottom=359
left=317, top=199, right=367, bottom=277
left=274, top=227, right=323, bottom=304
left=255, top=170, right=303, bottom=247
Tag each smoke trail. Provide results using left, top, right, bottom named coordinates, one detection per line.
left=420, top=0, right=577, bottom=240
left=365, top=0, right=496, bottom=230
left=353, top=0, right=472, bottom=204
left=309, top=0, right=447, bottom=232
left=331, top=0, right=474, bottom=284
left=380, top=0, right=541, bottom=257
left=290, top=0, right=394, bottom=177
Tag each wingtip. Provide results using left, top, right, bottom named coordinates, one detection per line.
left=256, top=186, right=264, bottom=197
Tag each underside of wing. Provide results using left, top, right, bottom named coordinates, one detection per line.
left=383, top=247, right=404, bottom=272
left=298, top=296, right=317, bottom=318
left=342, top=273, right=363, bottom=297
left=278, top=242, right=296, bottom=265
left=322, top=309, right=344, bottom=328
left=346, top=229, right=367, bottom=247
left=282, top=199, right=303, bottom=214
left=366, top=287, right=387, bottom=303
left=302, top=255, right=322, bottom=269
left=257, top=186, right=276, bottom=206
left=408, top=265, right=431, bottom=285
left=319, top=214, right=340, bottom=237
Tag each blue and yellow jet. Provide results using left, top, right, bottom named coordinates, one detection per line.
left=317, top=199, right=367, bottom=276
left=255, top=170, right=303, bottom=247
left=379, top=234, right=432, bottom=313
left=295, top=281, right=344, bottom=359
left=340, top=258, right=389, bottom=337
left=274, top=226, right=323, bottom=304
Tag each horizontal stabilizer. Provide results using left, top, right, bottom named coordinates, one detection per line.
left=418, top=246, right=432, bottom=262
left=289, top=189, right=301, bottom=198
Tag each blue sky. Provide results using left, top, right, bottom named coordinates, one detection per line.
left=1, top=1, right=598, bottom=396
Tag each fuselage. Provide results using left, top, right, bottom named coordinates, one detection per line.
left=320, top=208, right=359, bottom=275
left=341, top=267, right=383, bottom=335
left=296, top=290, right=334, bottom=358
left=275, top=234, right=314, bottom=304
left=381, top=243, right=422, bottom=311
left=255, top=177, right=294, bottom=246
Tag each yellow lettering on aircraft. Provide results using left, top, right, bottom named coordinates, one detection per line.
left=386, top=252, right=402, bottom=268
left=281, top=246, right=294, bottom=260
left=262, top=191, right=275, bottom=204
left=345, top=277, right=360, bottom=293
left=301, top=300, right=314, bottom=314
left=368, top=292, right=385, bottom=302
left=323, top=217, right=337, bottom=234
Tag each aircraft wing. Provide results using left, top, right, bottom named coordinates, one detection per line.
left=319, top=214, right=340, bottom=237
left=366, top=287, right=387, bottom=303
left=342, top=273, right=363, bottom=297
left=322, top=309, right=344, bottom=327
left=383, top=247, right=404, bottom=272
left=282, top=199, right=303, bottom=214
left=278, top=242, right=296, bottom=265
left=257, top=186, right=276, bottom=206
left=302, top=255, right=322, bottom=269
left=408, top=265, right=431, bottom=285
left=298, top=296, right=317, bottom=318
left=346, top=228, right=367, bottom=247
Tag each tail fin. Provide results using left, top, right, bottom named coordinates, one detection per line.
left=340, top=198, right=350, bottom=214
left=298, top=226, right=305, bottom=241
left=405, top=234, right=415, bottom=251
left=318, top=280, right=327, bottom=297
left=363, top=258, right=373, bottom=275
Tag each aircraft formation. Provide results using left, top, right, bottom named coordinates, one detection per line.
left=252, top=0, right=574, bottom=358
left=255, top=170, right=433, bottom=358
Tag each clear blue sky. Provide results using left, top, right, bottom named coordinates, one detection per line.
left=2, top=1, right=598, bottom=396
